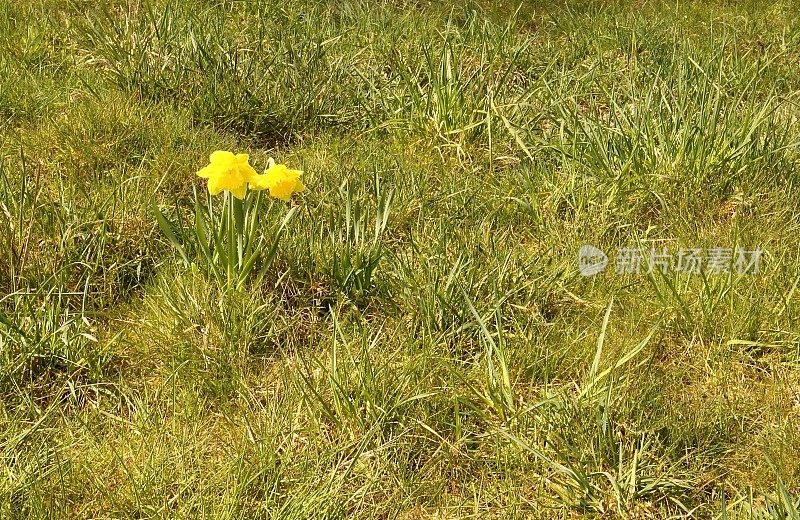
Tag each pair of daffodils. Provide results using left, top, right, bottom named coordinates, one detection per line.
left=197, top=150, right=304, bottom=201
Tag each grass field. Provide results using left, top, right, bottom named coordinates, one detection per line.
left=2, top=0, right=800, bottom=517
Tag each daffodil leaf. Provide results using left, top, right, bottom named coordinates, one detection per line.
left=151, top=202, right=189, bottom=266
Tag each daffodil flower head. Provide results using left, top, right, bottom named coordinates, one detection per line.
left=251, top=160, right=305, bottom=202
left=197, top=150, right=259, bottom=199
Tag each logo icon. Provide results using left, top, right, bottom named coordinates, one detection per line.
left=578, top=244, right=608, bottom=277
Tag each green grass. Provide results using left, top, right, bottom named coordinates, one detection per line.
left=2, top=0, right=800, bottom=517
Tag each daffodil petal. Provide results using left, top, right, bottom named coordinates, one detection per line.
left=230, top=184, right=248, bottom=199
left=210, top=150, right=236, bottom=163
left=248, top=174, right=270, bottom=191
left=207, top=176, right=224, bottom=195
left=197, top=164, right=215, bottom=178
left=243, top=164, right=259, bottom=184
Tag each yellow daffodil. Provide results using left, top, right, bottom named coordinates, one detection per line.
left=197, top=150, right=259, bottom=199
left=251, top=162, right=305, bottom=202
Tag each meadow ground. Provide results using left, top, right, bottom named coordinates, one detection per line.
left=2, top=0, right=800, bottom=518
